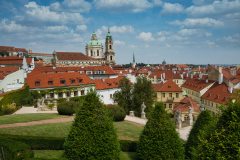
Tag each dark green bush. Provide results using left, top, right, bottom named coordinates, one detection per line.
left=185, top=110, right=216, bottom=160
left=137, top=102, right=185, bottom=160
left=106, top=105, right=126, bottom=121
left=57, top=101, right=79, bottom=115
left=64, top=88, right=121, bottom=159
left=0, top=137, right=34, bottom=160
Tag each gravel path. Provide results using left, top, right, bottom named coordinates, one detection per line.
left=0, top=117, right=74, bottom=129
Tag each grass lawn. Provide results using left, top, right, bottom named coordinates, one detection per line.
left=0, top=113, right=70, bottom=125
left=33, top=150, right=138, bottom=160
left=0, top=121, right=144, bottom=141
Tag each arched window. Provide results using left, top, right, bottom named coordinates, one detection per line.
left=91, top=50, right=93, bottom=56
left=109, top=45, right=111, bottom=49
left=110, top=56, right=112, bottom=61
left=97, top=50, right=99, bottom=56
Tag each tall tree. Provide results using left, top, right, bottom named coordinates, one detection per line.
left=132, top=76, right=156, bottom=117
left=64, top=88, right=121, bottom=159
left=137, top=102, right=185, bottom=160
left=114, top=77, right=133, bottom=114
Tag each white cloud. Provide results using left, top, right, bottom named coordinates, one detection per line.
left=192, top=0, right=214, bottom=6
left=186, top=0, right=240, bottom=18
left=129, top=45, right=138, bottom=48
left=114, top=40, right=125, bottom=45
left=233, top=34, right=240, bottom=38
left=157, top=31, right=172, bottom=36
left=168, top=35, right=188, bottom=41
left=217, top=36, right=238, bottom=43
left=21, top=2, right=89, bottom=25
left=165, top=44, right=171, bottom=47
left=177, top=29, right=198, bottom=36
left=0, top=19, right=28, bottom=33
left=50, top=0, right=91, bottom=12
left=168, top=18, right=224, bottom=28
left=222, top=12, right=240, bottom=21
left=109, top=25, right=134, bottom=33
left=157, top=37, right=166, bottom=42
left=160, top=2, right=184, bottom=15
left=44, top=25, right=70, bottom=32
left=136, top=32, right=154, bottom=41
left=145, top=45, right=149, bottom=48
left=153, top=0, right=163, bottom=6
left=205, top=32, right=213, bottom=37
left=93, top=0, right=161, bottom=13
left=75, top=25, right=87, bottom=32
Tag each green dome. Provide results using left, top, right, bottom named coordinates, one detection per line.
left=86, top=40, right=103, bottom=46
left=162, top=59, right=166, bottom=65
left=106, top=27, right=112, bottom=41
left=182, top=90, right=187, bottom=96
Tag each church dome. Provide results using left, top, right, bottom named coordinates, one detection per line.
left=86, top=30, right=103, bottom=47
left=162, top=59, right=166, bottom=65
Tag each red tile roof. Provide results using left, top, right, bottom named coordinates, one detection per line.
left=0, top=66, right=19, bottom=78
left=93, top=77, right=125, bottom=90
left=26, top=72, right=95, bottom=89
left=149, top=70, right=182, bottom=79
left=222, top=69, right=240, bottom=84
left=201, top=82, right=238, bottom=105
left=29, top=53, right=51, bottom=56
left=15, top=48, right=27, bottom=52
left=181, top=79, right=215, bottom=92
left=56, top=52, right=97, bottom=61
left=0, top=46, right=15, bottom=52
left=153, top=79, right=183, bottom=92
left=173, top=96, right=200, bottom=112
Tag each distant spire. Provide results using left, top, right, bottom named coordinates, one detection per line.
left=93, top=28, right=95, bottom=33
left=108, top=26, right=110, bottom=33
left=133, top=51, right=135, bottom=63
left=22, top=56, right=28, bottom=70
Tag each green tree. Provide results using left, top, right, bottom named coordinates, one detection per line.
left=192, top=91, right=240, bottom=159
left=64, top=88, right=121, bottom=159
left=114, top=77, right=133, bottom=114
left=0, top=51, right=9, bottom=56
left=132, top=76, right=156, bottom=117
left=137, top=102, right=185, bottom=160
left=185, top=110, right=217, bottom=159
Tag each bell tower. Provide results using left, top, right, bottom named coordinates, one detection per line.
left=105, top=27, right=115, bottom=65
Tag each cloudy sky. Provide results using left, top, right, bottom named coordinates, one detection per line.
left=0, top=0, right=240, bottom=64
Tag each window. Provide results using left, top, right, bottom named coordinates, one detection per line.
left=100, top=70, right=105, bottom=74
left=202, top=99, right=204, bottom=104
left=48, top=81, right=53, bottom=85
left=164, top=104, right=166, bottom=108
left=109, top=45, right=111, bottom=49
left=176, top=93, right=179, bottom=98
left=86, top=71, right=92, bottom=74
left=7, top=71, right=11, bottom=73
left=58, top=92, right=63, bottom=98
left=169, top=93, right=172, bottom=97
left=35, top=81, right=40, bottom=86
left=74, top=91, right=78, bottom=97
left=81, top=90, right=85, bottom=96
left=77, top=78, right=83, bottom=83
left=70, top=79, right=75, bottom=84
left=110, top=56, right=112, bottom=61
left=110, top=94, right=113, bottom=99
left=162, top=93, right=165, bottom=98
left=60, top=80, right=65, bottom=84
left=211, top=102, right=213, bottom=107
left=50, top=93, right=54, bottom=98
left=97, top=50, right=99, bottom=56
left=66, top=92, right=70, bottom=97
left=91, top=50, right=93, bottom=56
left=169, top=104, right=172, bottom=108
left=208, top=101, right=210, bottom=106
left=17, top=79, right=19, bottom=83
left=113, top=94, right=115, bottom=98
left=41, top=94, right=45, bottom=98
left=95, top=71, right=99, bottom=74
left=177, top=80, right=178, bottom=83
left=101, top=95, right=104, bottom=98
left=0, top=71, right=2, bottom=73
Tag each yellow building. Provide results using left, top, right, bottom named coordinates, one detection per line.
left=153, top=79, right=185, bottom=114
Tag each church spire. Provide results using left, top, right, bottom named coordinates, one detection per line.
left=133, top=51, right=135, bottom=64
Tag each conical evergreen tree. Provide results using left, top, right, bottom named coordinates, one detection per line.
left=192, top=93, right=240, bottom=159
left=185, top=110, right=217, bottom=159
left=137, top=102, right=185, bottom=160
left=64, top=88, right=121, bottom=159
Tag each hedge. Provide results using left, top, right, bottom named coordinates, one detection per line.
left=0, top=137, right=34, bottom=160
left=105, top=105, right=126, bottom=121
left=0, top=134, right=138, bottom=152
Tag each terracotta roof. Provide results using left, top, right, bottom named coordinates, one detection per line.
left=0, top=66, right=18, bottom=75
left=201, top=82, right=238, bottom=105
left=15, top=48, right=27, bottom=52
left=30, top=66, right=117, bottom=75
left=181, top=79, right=215, bottom=92
left=173, top=96, right=200, bottom=112
left=149, top=70, right=182, bottom=79
left=93, top=77, right=125, bottom=90
left=0, top=46, right=15, bottom=52
left=235, top=70, right=240, bottom=80
left=153, top=79, right=183, bottom=92
left=26, top=72, right=95, bottom=89
left=56, top=52, right=97, bottom=61
left=177, top=64, right=189, bottom=68
left=208, top=64, right=218, bottom=70
left=0, top=56, right=24, bottom=60
left=29, top=53, right=51, bottom=56
left=222, top=69, right=240, bottom=84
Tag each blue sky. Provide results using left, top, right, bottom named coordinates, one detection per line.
left=0, top=0, right=239, bottom=64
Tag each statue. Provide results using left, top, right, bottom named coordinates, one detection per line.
left=176, top=109, right=182, bottom=129
left=41, top=97, right=45, bottom=105
left=37, top=99, right=41, bottom=108
left=199, top=104, right=206, bottom=111
left=188, top=106, right=194, bottom=125
left=141, top=102, right=146, bottom=119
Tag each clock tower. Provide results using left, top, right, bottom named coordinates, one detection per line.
left=105, top=27, right=115, bottom=65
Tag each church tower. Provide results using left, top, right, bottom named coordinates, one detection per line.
left=132, top=52, right=136, bottom=68
left=105, top=27, right=115, bottom=65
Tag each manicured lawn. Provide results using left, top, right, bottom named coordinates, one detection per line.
left=0, top=113, right=70, bottom=125
left=33, top=150, right=138, bottom=160
left=0, top=121, right=144, bottom=141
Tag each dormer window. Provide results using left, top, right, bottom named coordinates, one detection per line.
left=7, top=71, right=11, bottom=73
left=107, top=83, right=111, bottom=86
left=48, top=81, right=53, bottom=85
left=70, top=79, right=76, bottom=84
left=100, top=70, right=105, bottom=74
left=0, top=71, right=3, bottom=73
left=95, top=71, right=99, bottom=74
left=35, top=81, right=40, bottom=86
left=77, top=78, right=83, bottom=83
left=60, top=80, right=65, bottom=84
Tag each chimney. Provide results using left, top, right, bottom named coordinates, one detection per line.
left=191, top=74, right=193, bottom=79
left=217, top=66, right=222, bottom=73
left=180, top=74, right=183, bottom=79
left=230, top=70, right=236, bottom=76
left=199, top=73, right=202, bottom=79
left=219, top=73, right=223, bottom=84
left=187, top=74, right=188, bottom=77
left=206, top=79, right=208, bottom=83
left=163, top=73, right=165, bottom=79
left=102, top=79, right=105, bottom=83
left=53, top=67, right=56, bottom=70
left=228, top=86, right=233, bottom=93
left=154, top=75, right=157, bottom=82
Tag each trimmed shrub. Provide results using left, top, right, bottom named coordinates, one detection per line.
left=0, top=137, right=34, bottom=160
left=184, top=110, right=217, bottom=159
left=64, top=88, right=121, bottom=159
left=106, top=105, right=126, bottom=121
left=137, top=102, right=185, bottom=160
left=192, top=95, right=240, bottom=159
left=57, top=101, right=79, bottom=115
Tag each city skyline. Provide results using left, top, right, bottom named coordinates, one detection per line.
left=0, top=0, right=239, bottom=64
